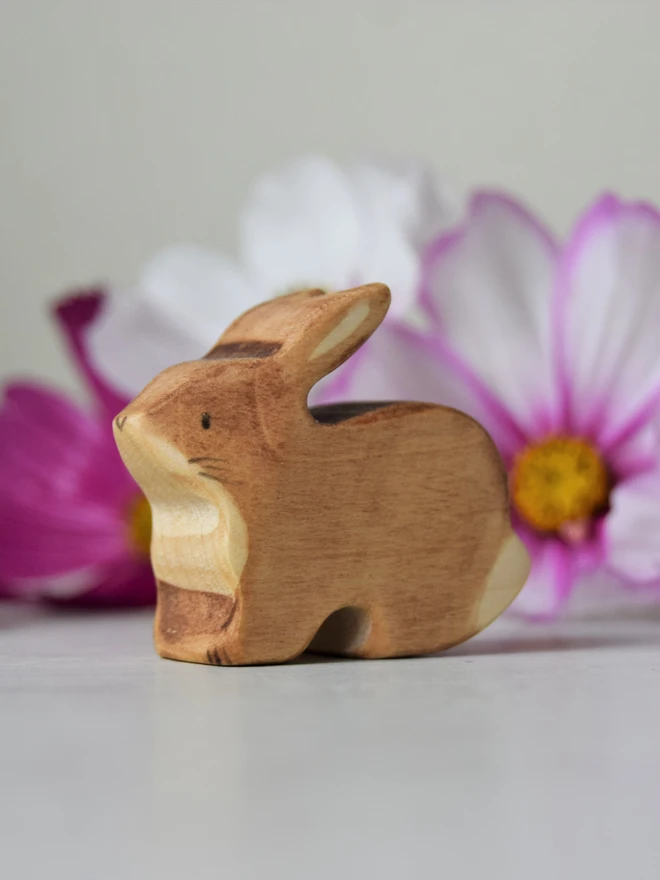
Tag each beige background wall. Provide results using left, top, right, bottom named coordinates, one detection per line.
left=1, top=0, right=659, bottom=391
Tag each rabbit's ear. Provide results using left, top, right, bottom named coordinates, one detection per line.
left=209, top=283, right=391, bottom=388
left=297, top=283, right=391, bottom=383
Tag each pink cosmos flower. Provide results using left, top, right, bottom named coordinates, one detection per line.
left=0, top=292, right=155, bottom=605
left=322, top=192, right=660, bottom=617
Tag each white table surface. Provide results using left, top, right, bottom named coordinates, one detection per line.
left=1, top=602, right=659, bottom=880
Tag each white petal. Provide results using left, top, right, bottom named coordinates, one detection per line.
left=11, top=566, right=105, bottom=600
left=239, top=156, right=361, bottom=295
left=313, top=323, right=526, bottom=460
left=606, top=470, right=660, bottom=583
left=569, top=568, right=656, bottom=617
left=556, top=195, right=660, bottom=447
left=88, top=245, right=257, bottom=397
left=423, top=192, right=560, bottom=438
left=349, top=160, right=459, bottom=316
left=140, top=245, right=257, bottom=342
left=313, top=323, right=463, bottom=405
left=86, top=289, right=208, bottom=397
left=509, top=536, right=572, bottom=619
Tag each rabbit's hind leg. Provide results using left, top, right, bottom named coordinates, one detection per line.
left=308, top=604, right=426, bottom=660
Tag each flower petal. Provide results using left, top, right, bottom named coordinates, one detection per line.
left=605, top=470, right=660, bottom=583
left=0, top=383, right=135, bottom=579
left=607, top=423, right=658, bottom=482
left=0, top=488, right=131, bottom=579
left=59, top=559, right=155, bottom=607
left=556, top=195, right=660, bottom=448
left=54, top=291, right=129, bottom=417
left=240, top=156, right=362, bottom=295
left=348, top=160, right=458, bottom=315
left=0, top=383, right=132, bottom=505
left=509, top=531, right=574, bottom=619
left=4, top=558, right=155, bottom=606
left=314, top=322, right=526, bottom=462
left=422, top=191, right=560, bottom=439
left=139, top=245, right=257, bottom=341
left=86, top=245, right=256, bottom=398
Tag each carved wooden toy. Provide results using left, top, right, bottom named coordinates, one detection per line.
left=113, top=283, right=530, bottom=665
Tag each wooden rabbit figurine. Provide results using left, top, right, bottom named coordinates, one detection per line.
left=114, top=283, right=529, bottom=665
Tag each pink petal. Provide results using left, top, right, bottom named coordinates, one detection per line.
left=0, top=499, right=131, bottom=578
left=4, top=558, right=155, bottom=607
left=53, top=290, right=129, bottom=418
left=509, top=530, right=574, bottom=620
left=607, top=423, right=658, bottom=482
left=0, top=383, right=137, bottom=580
left=61, top=560, right=155, bottom=607
left=555, top=194, right=660, bottom=449
left=0, top=383, right=131, bottom=507
left=605, top=469, right=660, bottom=584
left=315, top=320, right=526, bottom=463
left=421, top=191, right=560, bottom=439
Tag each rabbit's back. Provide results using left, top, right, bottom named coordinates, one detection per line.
left=235, top=401, right=522, bottom=660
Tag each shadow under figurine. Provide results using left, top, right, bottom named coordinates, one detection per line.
left=113, top=282, right=530, bottom=665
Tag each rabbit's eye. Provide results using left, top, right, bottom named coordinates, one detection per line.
left=201, top=412, right=211, bottom=430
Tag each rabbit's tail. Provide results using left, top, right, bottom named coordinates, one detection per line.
left=473, top=531, right=530, bottom=630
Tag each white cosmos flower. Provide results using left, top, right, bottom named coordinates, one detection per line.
left=88, top=156, right=456, bottom=397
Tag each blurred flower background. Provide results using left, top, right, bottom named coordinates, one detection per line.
left=4, top=153, right=660, bottom=618
left=4, top=2, right=660, bottom=622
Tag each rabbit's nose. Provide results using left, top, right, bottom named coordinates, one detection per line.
left=115, top=415, right=127, bottom=432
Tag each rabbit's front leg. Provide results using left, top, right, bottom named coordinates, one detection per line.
left=154, top=581, right=239, bottom=665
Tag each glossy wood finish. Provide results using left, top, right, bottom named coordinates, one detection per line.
left=114, top=284, right=529, bottom=665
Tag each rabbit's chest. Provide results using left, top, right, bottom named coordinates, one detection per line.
left=149, top=496, right=246, bottom=595
left=151, top=529, right=228, bottom=593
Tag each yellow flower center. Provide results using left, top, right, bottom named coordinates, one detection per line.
left=511, top=437, right=609, bottom=533
left=127, top=494, right=152, bottom=557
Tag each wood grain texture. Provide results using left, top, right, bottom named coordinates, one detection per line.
left=113, top=283, right=530, bottom=665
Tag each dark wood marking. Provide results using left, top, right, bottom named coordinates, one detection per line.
left=188, top=456, right=229, bottom=464
left=220, top=596, right=239, bottom=630
left=359, top=401, right=436, bottom=426
left=198, top=471, right=242, bottom=486
left=311, top=401, right=435, bottom=426
left=206, top=648, right=223, bottom=666
left=310, top=402, right=394, bottom=425
left=307, top=288, right=327, bottom=297
left=205, top=340, right=282, bottom=360
left=115, top=415, right=127, bottom=431
left=156, top=581, right=238, bottom=645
